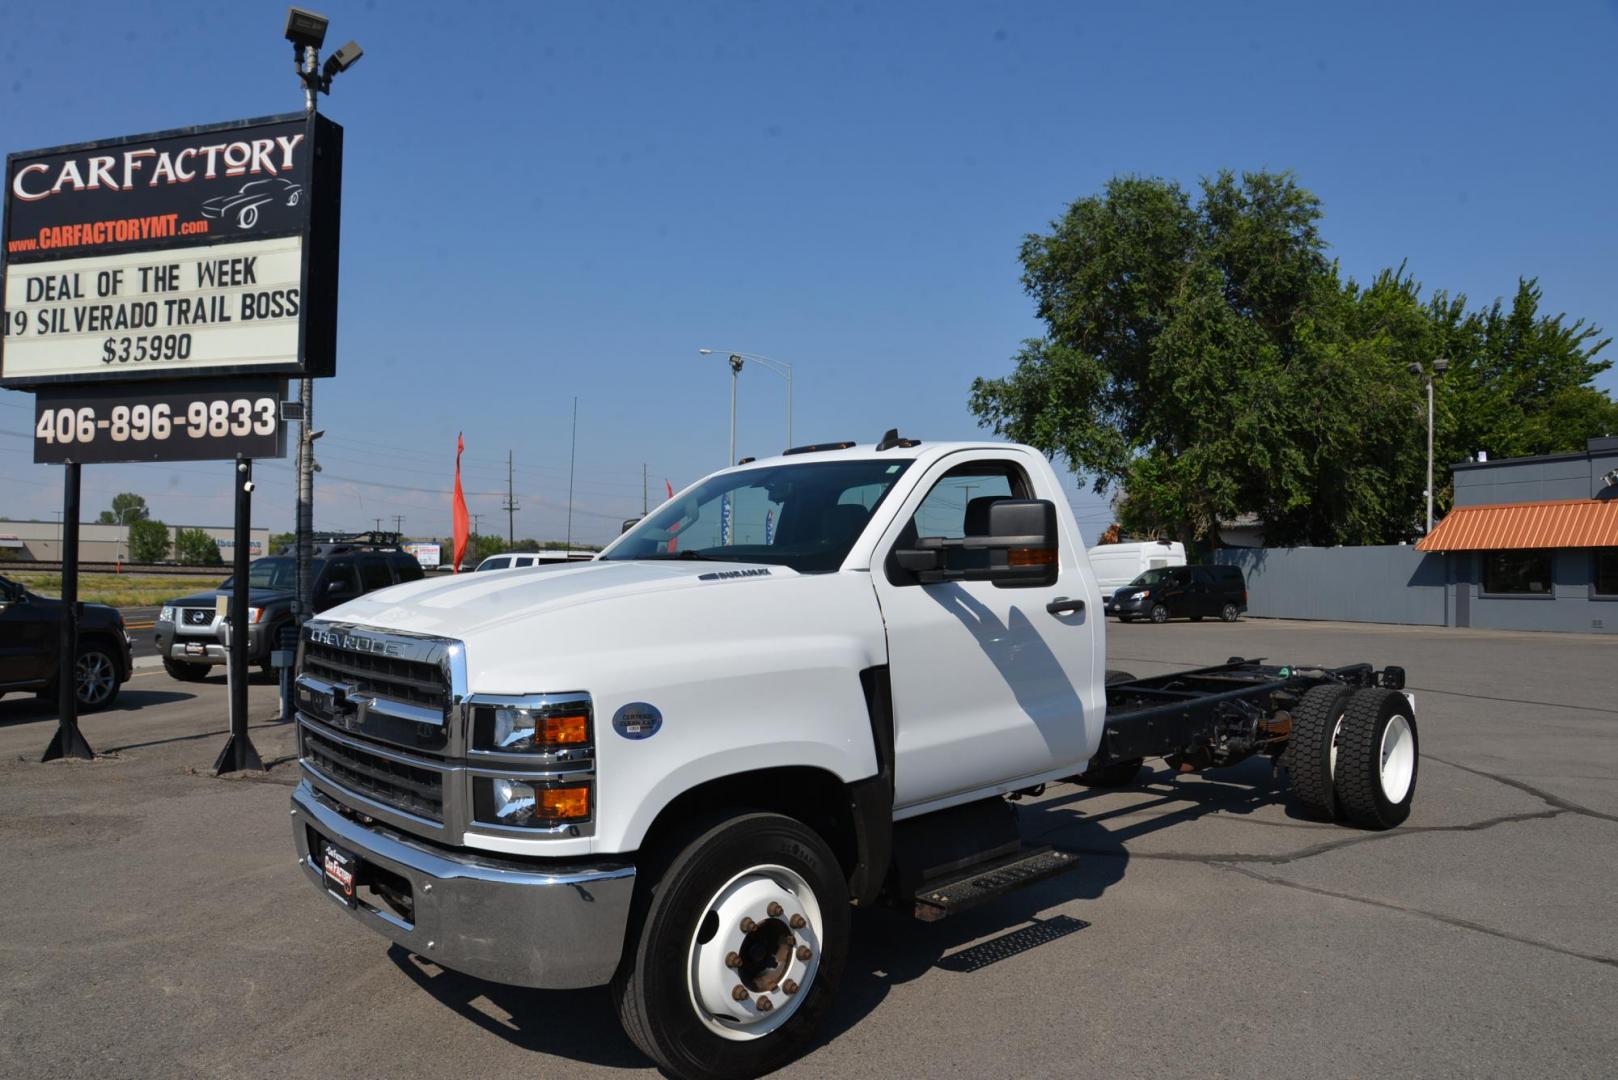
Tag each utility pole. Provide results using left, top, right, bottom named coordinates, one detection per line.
left=373, top=517, right=383, bottom=533
left=502, top=450, right=519, bottom=544
left=470, top=512, right=484, bottom=563
left=566, top=397, right=578, bottom=552
left=392, top=514, right=404, bottom=536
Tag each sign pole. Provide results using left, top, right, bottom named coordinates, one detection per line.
left=214, top=455, right=263, bottom=775
left=42, top=461, right=94, bottom=762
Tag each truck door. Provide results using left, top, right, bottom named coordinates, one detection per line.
left=870, top=451, right=1104, bottom=810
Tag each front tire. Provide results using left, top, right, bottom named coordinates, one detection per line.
left=612, top=812, right=850, bottom=1080
left=74, top=646, right=120, bottom=711
left=163, top=657, right=212, bottom=682
left=1149, top=603, right=1169, bottom=624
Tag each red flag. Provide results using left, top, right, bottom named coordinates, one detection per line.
left=451, top=432, right=470, bottom=572
left=665, top=478, right=674, bottom=499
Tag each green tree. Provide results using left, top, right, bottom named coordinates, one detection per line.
left=129, top=519, right=171, bottom=563
left=972, top=172, right=1615, bottom=546
left=174, top=528, right=223, bottom=566
left=97, top=492, right=149, bottom=525
left=268, top=531, right=296, bottom=555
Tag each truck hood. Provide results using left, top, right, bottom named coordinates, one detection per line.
left=167, top=586, right=291, bottom=608
left=325, top=559, right=798, bottom=640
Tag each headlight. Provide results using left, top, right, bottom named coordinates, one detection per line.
left=159, top=605, right=175, bottom=622
left=474, top=778, right=591, bottom=828
left=473, top=702, right=591, bottom=753
left=1130, top=590, right=1149, bottom=600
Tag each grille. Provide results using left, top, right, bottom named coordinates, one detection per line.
left=302, top=725, right=444, bottom=824
left=182, top=608, right=214, bottom=626
left=302, top=641, right=449, bottom=710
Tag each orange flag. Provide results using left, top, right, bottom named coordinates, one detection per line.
left=452, top=432, right=470, bottom=572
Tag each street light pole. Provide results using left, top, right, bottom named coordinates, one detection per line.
left=700, top=348, right=794, bottom=460
left=1409, top=357, right=1449, bottom=533
left=1424, top=374, right=1435, bottom=533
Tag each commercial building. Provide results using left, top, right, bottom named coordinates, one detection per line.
left=1217, top=436, right=1617, bottom=634
left=0, top=520, right=270, bottom=564
left=1416, top=436, right=1618, bottom=632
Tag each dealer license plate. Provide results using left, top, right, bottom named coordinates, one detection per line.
left=184, top=642, right=207, bottom=656
left=322, top=841, right=359, bottom=907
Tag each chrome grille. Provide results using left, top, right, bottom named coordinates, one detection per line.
left=301, top=724, right=444, bottom=824
left=302, top=641, right=448, bottom=710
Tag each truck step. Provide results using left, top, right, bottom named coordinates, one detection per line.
left=910, top=846, right=1080, bottom=922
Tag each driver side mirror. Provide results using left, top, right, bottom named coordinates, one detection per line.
left=895, top=499, right=1060, bottom=589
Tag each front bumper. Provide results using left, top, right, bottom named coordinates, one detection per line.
left=1110, top=596, right=1151, bottom=616
left=290, top=781, right=636, bottom=989
left=156, top=622, right=267, bottom=665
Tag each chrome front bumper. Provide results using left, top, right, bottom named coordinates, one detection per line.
left=291, top=781, right=636, bottom=989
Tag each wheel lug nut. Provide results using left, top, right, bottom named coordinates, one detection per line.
left=756, top=996, right=774, bottom=1012
left=796, top=945, right=812, bottom=962
left=725, top=951, right=741, bottom=969
left=782, top=979, right=799, bottom=996
left=731, top=984, right=749, bottom=1002
left=739, top=917, right=756, bottom=933
left=767, top=901, right=783, bottom=917
left=789, top=914, right=806, bottom=929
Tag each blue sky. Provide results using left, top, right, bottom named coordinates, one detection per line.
left=2, top=0, right=1615, bottom=545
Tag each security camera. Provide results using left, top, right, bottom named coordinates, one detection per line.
left=323, top=40, right=362, bottom=77
left=244, top=480, right=257, bottom=493
left=285, top=7, right=329, bottom=51
left=1406, top=362, right=1422, bottom=376
left=1604, top=468, right=1618, bottom=489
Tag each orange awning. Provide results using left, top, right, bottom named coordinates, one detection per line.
left=1417, top=499, right=1618, bottom=552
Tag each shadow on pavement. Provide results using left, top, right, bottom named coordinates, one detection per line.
left=381, top=757, right=1318, bottom=1066
left=0, top=688, right=198, bottom=728
left=385, top=947, right=651, bottom=1069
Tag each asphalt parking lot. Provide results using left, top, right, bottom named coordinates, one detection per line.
left=2, top=618, right=1615, bottom=1079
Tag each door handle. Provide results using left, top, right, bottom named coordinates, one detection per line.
left=1046, top=596, right=1085, bottom=616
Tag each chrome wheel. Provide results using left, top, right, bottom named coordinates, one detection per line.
left=1378, top=714, right=1416, bottom=803
left=76, top=650, right=116, bottom=707
left=687, top=864, right=824, bottom=1041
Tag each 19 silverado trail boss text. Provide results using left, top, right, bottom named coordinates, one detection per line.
left=288, top=434, right=1419, bottom=1079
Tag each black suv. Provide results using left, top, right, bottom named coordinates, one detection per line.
left=0, top=574, right=134, bottom=710
left=1111, top=564, right=1247, bottom=624
left=154, top=542, right=424, bottom=681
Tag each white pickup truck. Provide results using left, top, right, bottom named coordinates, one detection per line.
left=289, top=434, right=1418, bottom=1079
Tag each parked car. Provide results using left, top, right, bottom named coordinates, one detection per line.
left=154, top=544, right=423, bottom=681
left=1088, top=540, right=1187, bottom=606
left=1111, top=564, right=1247, bottom=623
left=0, top=574, right=133, bottom=710
left=473, top=552, right=572, bottom=571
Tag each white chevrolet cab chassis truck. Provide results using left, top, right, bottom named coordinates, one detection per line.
left=290, top=434, right=1418, bottom=1079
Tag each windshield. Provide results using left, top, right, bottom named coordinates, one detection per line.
left=1128, top=567, right=1182, bottom=587
left=603, top=459, right=913, bottom=574
left=220, top=557, right=323, bottom=591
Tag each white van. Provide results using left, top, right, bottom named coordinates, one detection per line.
left=1086, top=540, right=1187, bottom=604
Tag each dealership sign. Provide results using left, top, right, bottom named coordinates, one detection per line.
left=2, top=112, right=342, bottom=389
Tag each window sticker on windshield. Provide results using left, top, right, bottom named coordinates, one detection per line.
left=886, top=465, right=900, bottom=473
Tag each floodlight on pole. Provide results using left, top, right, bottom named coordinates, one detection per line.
left=698, top=348, right=794, bottom=462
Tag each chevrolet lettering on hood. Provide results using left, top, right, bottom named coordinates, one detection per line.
left=307, top=629, right=406, bottom=657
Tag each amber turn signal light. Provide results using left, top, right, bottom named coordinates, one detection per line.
left=540, top=712, right=591, bottom=745
left=1008, top=547, right=1057, bottom=567
left=539, top=784, right=591, bottom=820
